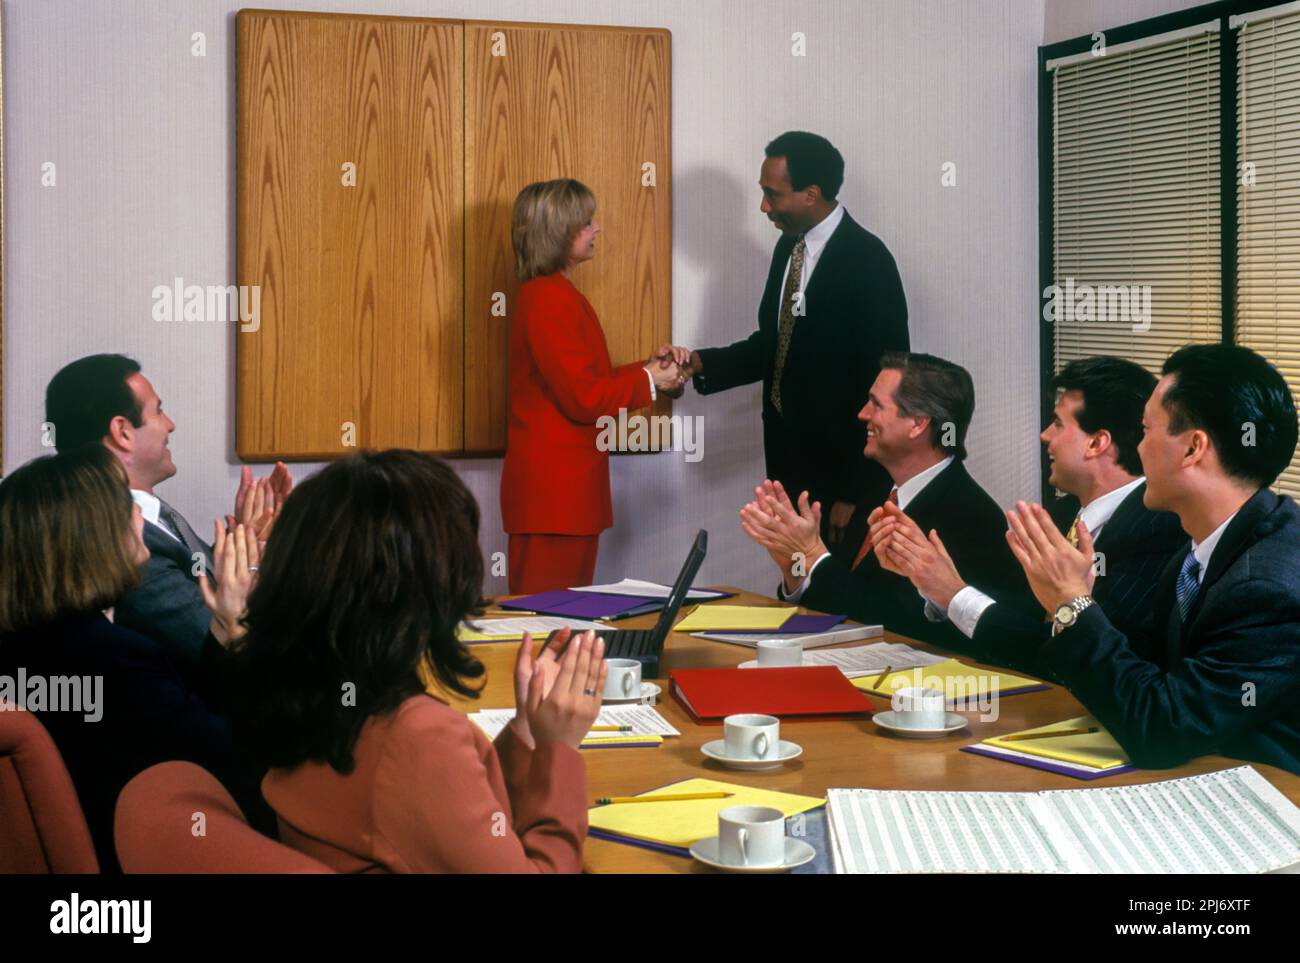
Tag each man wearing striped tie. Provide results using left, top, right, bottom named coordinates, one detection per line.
left=681, top=132, right=909, bottom=559
left=44, top=354, right=293, bottom=666
left=998, top=344, right=1300, bottom=774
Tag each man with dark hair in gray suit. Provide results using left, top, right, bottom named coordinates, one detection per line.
left=45, top=354, right=291, bottom=665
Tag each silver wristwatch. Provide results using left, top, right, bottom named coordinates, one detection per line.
left=1052, top=595, right=1096, bottom=634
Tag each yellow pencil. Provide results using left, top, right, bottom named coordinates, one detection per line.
left=1001, top=726, right=1100, bottom=742
left=872, top=665, right=892, bottom=690
left=589, top=725, right=633, bottom=732
left=595, top=791, right=733, bottom=805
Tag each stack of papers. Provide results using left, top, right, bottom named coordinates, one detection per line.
left=571, top=578, right=729, bottom=601
left=457, top=616, right=608, bottom=643
left=962, top=715, right=1133, bottom=779
left=827, top=766, right=1300, bottom=873
left=468, top=704, right=679, bottom=749
left=587, top=777, right=824, bottom=855
left=803, top=641, right=947, bottom=678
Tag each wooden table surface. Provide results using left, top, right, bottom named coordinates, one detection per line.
left=449, top=588, right=1300, bottom=873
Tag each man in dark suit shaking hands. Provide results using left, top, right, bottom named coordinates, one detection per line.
left=999, top=344, right=1300, bottom=774
left=680, top=132, right=909, bottom=553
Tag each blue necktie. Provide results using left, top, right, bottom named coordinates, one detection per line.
left=1175, top=552, right=1202, bottom=622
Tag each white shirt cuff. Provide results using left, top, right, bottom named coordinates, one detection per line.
left=644, top=367, right=656, bottom=401
left=779, top=552, right=832, bottom=603
left=947, top=586, right=995, bottom=639
left=922, top=596, right=947, bottom=623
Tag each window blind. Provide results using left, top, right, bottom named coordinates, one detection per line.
left=1052, top=28, right=1222, bottom=377
left=1236, top=8, right=1300, bottom=497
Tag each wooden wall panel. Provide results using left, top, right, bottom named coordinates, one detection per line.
left=237, top=10, right=464, bottom=459
left=464, top=22, right=672, bottom=453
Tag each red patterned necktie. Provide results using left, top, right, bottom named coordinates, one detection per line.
left=851, top=489, right=900, bottom=570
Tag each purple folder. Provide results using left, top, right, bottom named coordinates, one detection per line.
left=961, top=744, right=1136, bottom=780
left=719, top=614, right=847, bottom=635
left=499, top=590, right=658, bottom=619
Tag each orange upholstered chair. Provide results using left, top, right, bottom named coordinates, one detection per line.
left=114, top=761, right=333, bottom=873
left=0, top=702, right=99, bottom=873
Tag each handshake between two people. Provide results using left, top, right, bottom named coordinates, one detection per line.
left=739, top=479, right=1099, bottom=617
left=644, top=344, right=702, bottom=400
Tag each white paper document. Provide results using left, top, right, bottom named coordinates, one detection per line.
left=570, top=577, right=727, bottom=601
left=468, top=703, right=681, bottom=740
left=463, top=616, right=608, bottom=636
left=803, top=641, right=947, bottom=677
left=694, top=624, right=884, bottom=649
left=828, top=766, right=1300, bottom=874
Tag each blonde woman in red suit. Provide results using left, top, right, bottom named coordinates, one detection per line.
left=501, top=179, right=687, bottom=593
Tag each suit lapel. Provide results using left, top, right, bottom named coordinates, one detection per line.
left=801, top=212, right=856, bottom=306
left=1092, top=482, right=1146, bottom=556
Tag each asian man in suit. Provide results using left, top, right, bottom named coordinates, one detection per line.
left=869, top=356, right=1187, bottom=675
left=739, top=351, right=1030, bottom=650
left=44, top=354, right=291, bottom=666
left=678, top=131, right=909, bottom=558
left=1000, top=344, right=1300, bottom=774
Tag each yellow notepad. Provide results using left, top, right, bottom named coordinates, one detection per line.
left=672, top=605, right=797, bottom=633
left=983, top=716, right=1129, bottom=770
left=587, top=777, right=823, bottom=848
left=851, top=658, right=1044, bottom=699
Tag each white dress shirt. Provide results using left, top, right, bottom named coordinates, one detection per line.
left=946, top=476, right=1147, bottom=638
left=775, top=203, right=845, bottom=322
left=1190, top=510, right=1238, bottom=585
left=131, top=488, right=181, bottom=544
left=781, top=456, right=955, bottom=603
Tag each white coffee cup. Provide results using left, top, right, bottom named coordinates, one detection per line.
left=603, top=658, right=642, bottom=700
left=890, top=686, right=947, bottom=729
left=723, top=713, right=780, bottom=760
left=756, top=638, right=804, bottom=667
left=718, top=805, right=786, bottom=868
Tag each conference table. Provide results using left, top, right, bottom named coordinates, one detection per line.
left=448, top=588, right=1300, bottom=873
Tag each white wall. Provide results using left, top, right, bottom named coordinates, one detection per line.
left=3, top=0, right=1044, bottom=595
left=1044, top=0, right=1210, bottom=44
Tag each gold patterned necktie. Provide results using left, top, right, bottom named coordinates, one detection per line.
left=1067, top=515, right=1081, bottom=549
left=769, top=235, right=807, bottom=414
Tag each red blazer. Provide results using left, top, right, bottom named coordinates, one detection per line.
left=262, top=695, right=587, bottom=873
left=500, top=273, right=652, bottom=535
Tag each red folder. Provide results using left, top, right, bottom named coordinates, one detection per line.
left=669, top=666, right=872, bottom=724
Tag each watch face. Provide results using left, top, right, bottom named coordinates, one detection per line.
left=1055, top=604, right=1076, bottom=625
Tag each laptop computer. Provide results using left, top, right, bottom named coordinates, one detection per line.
left=593, top=529, right=707, bottom=677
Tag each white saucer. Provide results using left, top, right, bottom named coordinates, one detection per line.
left=701, top=739, right=803, bottom=770
left=689, top=835, right=816, bottom=873
left=603, top=681, right=662, bottom=704
left=872, top=710, right=968, bottom=738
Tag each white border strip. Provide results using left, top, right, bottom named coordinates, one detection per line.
left=1046, top=19, right=1219, bottom=71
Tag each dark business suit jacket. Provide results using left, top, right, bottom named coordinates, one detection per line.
left=971, top=482, right=1187, bottom=675
left=1032, top=488, right=1300, bottom=774
left=693, top=212, right=908, bottom=510
left=796, top=459, right=1031, bottom=649
left=0, top=613, right=269, bottom=872
left=114, top=520, right=213, bottom=667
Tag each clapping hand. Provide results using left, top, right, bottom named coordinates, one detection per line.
left=739, top=479, right=829, bottom=593
left=868, top=501, right=968, bottom=610
left=522, top=630, right=607, bottom=750
left=229, top=462, right=294, bottom=546
left=1004, top=501, right=1096, bottom=613
left=198, top=521, right=260, bottom=646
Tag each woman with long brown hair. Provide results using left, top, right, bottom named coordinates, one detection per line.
left=224, top=450, right=606, bottom=873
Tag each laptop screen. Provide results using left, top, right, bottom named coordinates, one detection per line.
left=651, top=529, right=708, bottom=637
